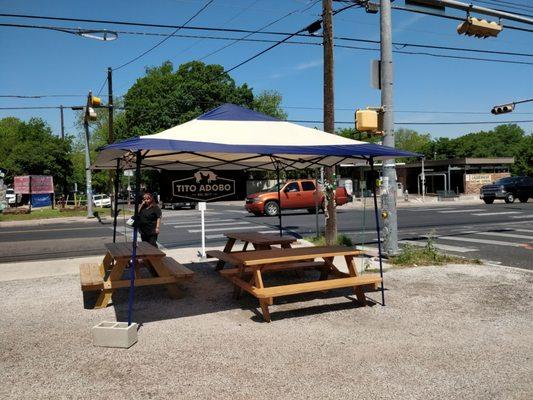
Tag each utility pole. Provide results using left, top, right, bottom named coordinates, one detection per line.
left=60, top=105, right=65, bottom=139
left=83, top=92, right=94, bottom=218
left=323, top=0, right=337, bottom=245
left=107, top=67, right=116, bottom=216
left=380, top=0, right=398, bottom=255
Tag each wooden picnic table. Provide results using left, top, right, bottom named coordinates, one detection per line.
left=79, top=242, right=193, bottom=308
left=208, top=231, right=297, bottom=270
left=220, top=245, right=382, bottom=322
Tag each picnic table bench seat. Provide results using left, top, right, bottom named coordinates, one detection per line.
left=219, top=261, right=328, bottom=277
left=160, top=257, right=194, bottom=280
left=253, top=274, right=382, bottom=299
left=80, top=263, right=104, bottom=291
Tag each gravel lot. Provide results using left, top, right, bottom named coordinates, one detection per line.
left=1, top=262, right=532, bottom=400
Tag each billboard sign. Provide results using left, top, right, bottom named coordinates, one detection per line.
left=172, top=170, right=235, bottom=202
left=14, top=175, right=54, bottom=194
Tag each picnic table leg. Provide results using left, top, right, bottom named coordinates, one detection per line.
left=216, top=238, right=236, bottom=270
left=253, top=268, right=272, bottom=322
left=149, top=258, right=181, bottom=299
left=345, top=255, right=367, bottom=306
left=99, top=251, right=114, bottom=276
left=319, top=257, right=333, bottom=281
left=94, top=258, right=129, bottom=308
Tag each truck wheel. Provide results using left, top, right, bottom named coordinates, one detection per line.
left=264, top=201, right=279, bottom=217
left=518, top=197, right=528, bottom=203
left=172, top=204, right=178, bottom=210
left=483, top=198, right=494, bottom=204
left=307, top=208, right=316, bottom=214
left=504, top=193, right=515, bottom=204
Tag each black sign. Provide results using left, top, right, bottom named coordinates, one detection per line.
left=171, top=170, right=236, bottom=202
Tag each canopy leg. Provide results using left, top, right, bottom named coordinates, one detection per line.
left=112, top=158, right=120, bottom=243
left=276, top=163, right=282, bottom=237
left=370, top=158, right=385, bottom=307
left=128, top=150, right=142, bottom=326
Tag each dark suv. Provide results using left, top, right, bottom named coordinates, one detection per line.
left=480, top=176, right=533, bottom=204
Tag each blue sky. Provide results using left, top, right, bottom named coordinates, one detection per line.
left=1, top=0, right=532, bottom=139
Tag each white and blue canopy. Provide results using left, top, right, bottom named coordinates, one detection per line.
left=93, top=103, right=418, bottom=171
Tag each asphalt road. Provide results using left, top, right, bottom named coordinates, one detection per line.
left=1, top=201, right=532, bottom=269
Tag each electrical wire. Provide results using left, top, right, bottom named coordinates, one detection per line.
left=2, top=105, right=531, bottom=126
left=112, top=0, right=215, bottom=71
left=199, top=0, right=320, bottom=61
left=0, top=94, right=84, bottom=98
left=2, top=22, right=532, bottom=60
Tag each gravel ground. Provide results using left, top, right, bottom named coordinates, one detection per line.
left=1, top=262, right=532, bottom=400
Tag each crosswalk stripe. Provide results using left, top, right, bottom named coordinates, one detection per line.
left=438, top=209, right=484, bottom=213
left=512, top=228, right=533, bottom=233
left=173, top=221, right=250, bottom=228
left=406, top=207, right=450, bottom=211
left=205, top=230, right=275, bottom=240
left=475, top=231, right=533, bottom=240
left=399, top=240, right=477, bottom=253
left=471, top=211, right=522, bottom=216
left=188, top=226, right=262, bottom=233
left=510, top=215, right=533, bottom=219
left=166, top=219, right=237, bottom=226
left=423, top=235, right=523, bottom=247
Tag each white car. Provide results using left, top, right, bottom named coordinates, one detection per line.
left=93, top=194, right=111, bottom=208
left=6, top=188, right=16, bottom=205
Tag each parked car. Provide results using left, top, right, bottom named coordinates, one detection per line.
left=93, top=194, right=112, bottom=207
left=245, top=179, right=350, bottom=216
left=480, top=176, right=533, bottom=204
left=161, top=201, right=196, bottom=210
left=5, top=188, right=16, bottom=205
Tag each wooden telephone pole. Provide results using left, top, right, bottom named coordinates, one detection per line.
left=323, top=0, right=337, bottom=245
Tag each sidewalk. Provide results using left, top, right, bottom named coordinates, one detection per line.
left=0, top=247, right=531, bottom=399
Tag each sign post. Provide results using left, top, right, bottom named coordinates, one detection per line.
left=198, top=202, right=207, bottom=260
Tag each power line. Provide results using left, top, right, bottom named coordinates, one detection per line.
left=2, top=22, right=533, bottom=61
left=113, top=0, right=215, bottom=71
left=199, top=0, right=320, bottom=61
left=0, top=94, right=84, bottom=98
left=473, top=0, right=533, bottom=15
left=290, top=119, right=533, bottom=125
left=225, top=3, right=361, bottom=73
left=2, top=105, right=532, bottom=126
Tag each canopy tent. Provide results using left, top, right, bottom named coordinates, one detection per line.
left=94, top=103, right=420, bottom=325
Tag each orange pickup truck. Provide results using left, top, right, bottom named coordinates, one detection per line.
left=245, top=179, right=350, bottom=216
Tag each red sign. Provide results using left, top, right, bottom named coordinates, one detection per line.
left=14, top=175, right=54, bottom=194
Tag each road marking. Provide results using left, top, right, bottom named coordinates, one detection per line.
left=471, top=211, right=523, bottom=216
left=475, top=231, right=533, bottom=240
left=188, top=226, right=263, bottom=233
left=173, top=221, right=250, bottom=228
left=422, top=235, right=524, bottom=247
left=166, top=219, right=237, bottom=226
left=405, top=207, right=450, bottom=211
left=0, top=226, right=104, bottom=235
left=438, top=209, right=484, bottom=213
left=510, top=215, right=533, bottom=219
left=399, top=240, right=477, bottom=253
left=512, top=228, right=533, bottom=233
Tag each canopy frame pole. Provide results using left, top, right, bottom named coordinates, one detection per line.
left=127, top=150, right=142, bottom=326
left=112, top=158, right=120, bottom=243
left=272, top=157, right=283, bottom=237
left=370, top=158, right=385, bottom=306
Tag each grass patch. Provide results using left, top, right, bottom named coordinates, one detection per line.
left=390, top=235, right=482, bottom=267
left=0, top=207, right=109, bottom=222
left=306, top=233, right=353, bottom=247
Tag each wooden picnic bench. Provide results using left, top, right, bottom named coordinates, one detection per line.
left=223, top=245, right=382, bottom=322
left=79, top=242, right=193, bottom=308
left=206, top=231, right=297, bottom=270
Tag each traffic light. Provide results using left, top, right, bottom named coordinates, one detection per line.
left=355, top=108, right=383, bottom=135
left=491, top=103, right=515, bottom=115
left=87, top=93, right=101, bottom=121
left=89, top=94, right=101, bottom=107
left=457, top=17, right=503, bottom=38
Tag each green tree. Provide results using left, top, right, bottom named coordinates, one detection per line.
left=252, top=90, right=287, bottom=120
left=123, top=61, right=255, bottom=136
left=0, top=117, right=73, bottom=191
left=511, top=134, right=533, bottom=176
